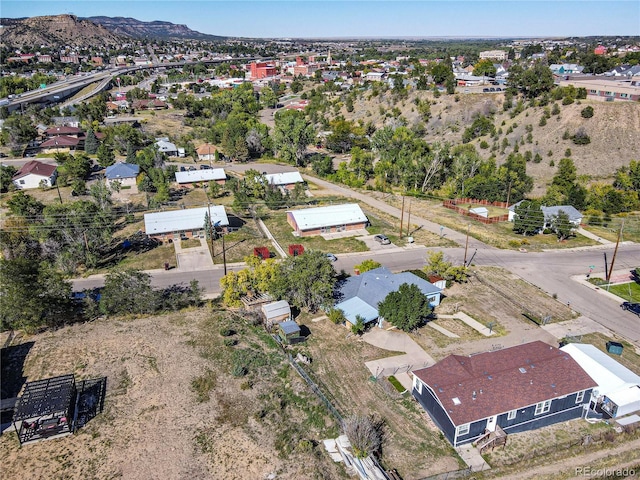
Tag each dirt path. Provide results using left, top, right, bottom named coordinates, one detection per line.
left=514, top=436, right=640, bottom=479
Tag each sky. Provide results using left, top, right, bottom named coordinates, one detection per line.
left=2, top=1, right=639, bottom=39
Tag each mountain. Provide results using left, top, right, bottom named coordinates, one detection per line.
left=86, top=16, right=226, bottom=41
left=0, top=14, right=124, bottom=48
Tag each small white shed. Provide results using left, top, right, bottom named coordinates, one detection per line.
left=261, top=300, right=292, bottom=325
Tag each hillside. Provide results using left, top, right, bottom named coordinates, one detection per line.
left=87, top=16, right=226, bottom=41
left=341, top=88, right=640, bottom=195
left=0, top=14, right=123, bottom=48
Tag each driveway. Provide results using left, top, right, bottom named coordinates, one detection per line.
left=362, top=327, right=435, bottom=391
left=174, top=237, right=214, bottom=271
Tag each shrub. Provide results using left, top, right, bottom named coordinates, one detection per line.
left=480, top=140, right=489, bottom=149
left=565, top=148, right=572, bottom=157
left=581, top=106, right=594, bottom=118
left=327, top=307, right=346, bottom=324
left=539, top=116, right=547, bottom=126
left=572, top=128, right=591, bottom=145
left=219, top=328, right=235, bottom=337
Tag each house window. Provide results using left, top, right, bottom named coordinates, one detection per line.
left=620, top=93, right=629, bottom=98
left=507, top=410, right=517, bottom=420
left=576, top=391, right=585, bottom=404
left=415, top=380, right=422, bottom=395
left=589, top=89, right=597, bottom=94
left=457, top=423, right=470, bottom=436
left=19, top=179, right=25, bottom=184
left=605, top=91, right=613, bottom=96
left=535, top=400, right=551, bottom=415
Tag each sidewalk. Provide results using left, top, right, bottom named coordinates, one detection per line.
left=576, top=226, right=613, bottom=245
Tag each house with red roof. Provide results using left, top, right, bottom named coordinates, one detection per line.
left=12, top=160, right=58, bottom=189
left=411, top=341, right=596, bottom=447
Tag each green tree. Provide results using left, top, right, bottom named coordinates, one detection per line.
left=0, top=165, right=17, bottom=192
left=100, top=269, right=157, bottom=316
left=270, top=250, right=336, bottom=312
left=354, top=259, right=381, bottom=273
left=0, top=258, right=72, bottom=332
left=473, top=59, right=497, bottom=78
left=56, top=152, right=92, bottom=186
left=6, top=191, right=45, bottom=217
left=551, top=210, right=574, bottom=241
left=96, top=143, right=116, bottom=168
left=507, top=62, right=554, bottom=98
left=513, top=200, right=544, bottom=235
left=84, top=129, right=99, bottom=155
left=260, top=86, right=278, bottom=109
left=272, top=110, right=315, bottom=166
left=378, top=283, right=433, bottom=332
left=552, top=157, right=577, bottom=190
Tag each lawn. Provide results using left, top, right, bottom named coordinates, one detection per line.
left=378, top=195, right=599, bottom=251
left=181, top=239, right=201, bottom=248
left=212, top=220, right=272, bottom=264
left=262, top=210, right=369, bottom=255
left=582, top=214, right=640, bottom=244
left=607, top=281, right=640, bottom=303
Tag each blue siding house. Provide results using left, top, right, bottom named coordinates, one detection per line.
left=412, top=341, right=596, bottom=446
left=334, top=267, right=442, bottom=327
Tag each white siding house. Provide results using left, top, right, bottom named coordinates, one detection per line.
left=12, top=160, right=58, bottom=189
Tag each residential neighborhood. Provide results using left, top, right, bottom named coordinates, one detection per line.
left=1, top=6, right=640, bottom=480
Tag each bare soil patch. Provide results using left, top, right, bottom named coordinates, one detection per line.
left=305, top=319, right=462, bottom=479
left=0, top=310, right=344, bottom=480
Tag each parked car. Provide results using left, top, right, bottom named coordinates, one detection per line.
left=326, top=253, right=337, bottom=262
left=188, top=166, right=196, bottom=171
left=374, top=234, right=391, bottom=245
left=621, top=302, right=640, bottom=316
left=200, top=165, right=211, bottom=170
left=483, top=88, right=490, bottom=92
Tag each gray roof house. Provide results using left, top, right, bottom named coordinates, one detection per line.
left=155, top=138, right=178, bottom=156
left=143, top=206, right=228, bottom=240
left=334, top=266, right=442, bottom=327
left=541, top=205, right=582, bottom=227
left=105, top=162, right=139, bottom=180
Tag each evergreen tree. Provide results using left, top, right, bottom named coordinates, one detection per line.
left=84, top=129, right=99, bottom=154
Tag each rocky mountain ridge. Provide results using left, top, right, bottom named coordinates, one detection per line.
left=0, top=15, right=123, bottom=48
left=86, top=16, right=225, bottom=41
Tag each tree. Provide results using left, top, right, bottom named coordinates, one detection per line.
left=6, top=191, right=45, bottom=217
left=343, top=415, right=383, bottom=459
left=551, top=210, right=574, bottom=241
left=100, top=269, right=157, bottom=316
left=552, top=158, right=577, bottom=191
left=378, top=283, right=433, bottom=332
left=513, top=200, right=544, bottom=235
left=96, top=143, right=116, bottom=168
left=0, top=165, right=17, bottom=192
left=424, top=251, right=468, bottom=282
left=260, top=86, right=278, bottom=109
left=57, top=152, right=92, bottom=186
left=270, top=250, right=336, bottom=311
left=354, top=259, right=381, bottom=273
left=507, top=62, right=554, bottom=98
left=473, top=59, right=497, bottom=78
left=272, top=109, right=315, bottom=166
left=0, top=258, right=72, bottom=332
left=84, top=129, right=99, bottom=154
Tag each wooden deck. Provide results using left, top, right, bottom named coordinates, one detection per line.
left=475, top=425, right=508, bottom=453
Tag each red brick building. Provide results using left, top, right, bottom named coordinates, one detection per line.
left=250, top=62, right=278, bottom=79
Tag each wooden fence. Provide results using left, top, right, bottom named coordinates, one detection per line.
left=443, top=198, right=510, bottom=224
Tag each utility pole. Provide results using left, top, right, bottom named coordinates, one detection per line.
left=399, top=195, right=405, bottom=239
left=206, top=200, right=215, bottom=259
left=56, top=183, right=63, bottom=204
left=463, top=224, right=470, bottom=266
left=607, top=220, right=624, bottom=284
left=406, top=197, right=412, bottom=236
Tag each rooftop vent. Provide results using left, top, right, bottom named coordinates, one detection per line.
left=452, top=397, right=461, bottom=405
left=519, top=367, right=527, bottom=373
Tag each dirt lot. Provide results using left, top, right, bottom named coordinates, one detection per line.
left=0, top=309, right=347, bottom=480
left=304, top=318, right=462, bottom=479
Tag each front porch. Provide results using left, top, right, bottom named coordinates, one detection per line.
left=475, top=425, right=508, bottom=453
